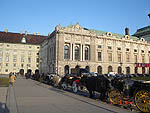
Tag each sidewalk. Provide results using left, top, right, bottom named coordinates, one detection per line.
left=0, top=87, right=8, bottom=113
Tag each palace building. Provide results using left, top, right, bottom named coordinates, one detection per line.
left=40, top=23, right=150, bottom=75
left=0, top=30, right=47, bottom=74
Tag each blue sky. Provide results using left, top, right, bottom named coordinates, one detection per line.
left=0, top=0, right=150, bottom=35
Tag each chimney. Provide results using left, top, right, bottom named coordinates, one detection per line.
left=25, top=31, right=28, bottom=35
left=5, top=29, right=8, bottom=33
left=36, top=32, right=39, bottom=35
left=125, top=27, right=129, bottom=35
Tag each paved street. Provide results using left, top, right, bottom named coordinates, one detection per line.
left=6, top=77, right=135, bottom=113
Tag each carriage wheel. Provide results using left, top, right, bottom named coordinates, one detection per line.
left=108, top=90, right=122, bottom=105
left=72, top=81, right=78, bottom=93
left=134, top=90, right=150, bottom=113
left=61, top=82, right=67, bottom=90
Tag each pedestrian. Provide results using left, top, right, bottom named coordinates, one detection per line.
left=10, top=73, right=16, bottom=86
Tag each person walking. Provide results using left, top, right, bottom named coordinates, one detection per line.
left=10, top=73, right=16, bottom=86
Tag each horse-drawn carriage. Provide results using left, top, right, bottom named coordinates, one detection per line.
left=108, top=76, right=150, bottom=113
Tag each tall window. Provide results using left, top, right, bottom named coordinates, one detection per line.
left=13, top=55, right=17, bottom=62
left=85, top=47, right=89, bottom=60
left=64, top=65, right=69, bottom=75
left=108, top=66, right=113, bottom=73
left=97, top=66, right=102, bottom=74
left=75, top=46, right=80, bottom=60
left=98, top=52, right=102, bottom=61
left=135, top=67, right=138, bottom=74
left=117, top=66, right=122, bottom=74
left=21, top=56, right=24, bottom=62
left=142, top=55, right=145, bottom=63
left=126, top=54, right=130, bottom=62
left=6, top=56, right=9, bottom=62
left=108, top=53, right=112, bottom=62
left=64, top=45, right=70, bottom=59
left=118, top=54, right=121, bottom=62
left=134, top=55, right=137, bottom=63
left=126, top=67, right=130, bottom=74
left=28, top=57, right=31, bottom=63
left=36, top=58, right=39, bottom=63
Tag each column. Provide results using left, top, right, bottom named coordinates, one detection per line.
left=80, top=44, right=82, bottom=61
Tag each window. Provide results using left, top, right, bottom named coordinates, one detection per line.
left=98, top=52, right=102, bottom=61
left=28, top=57, right=31, bottom=63
left=6, top=56, right=9, bottom=62
left=14, top=64, right=16, bottom=67
left=75, top=46, right=80, bottom=60
left=126, top=48, right=129, bottom=51
left=14, top=50, right=17, bottom=54
left=7, top=45, right=10, bottom=47
left=85, top=47, right=89, bottom=60
left=64, top=65, right=69, bottom=75
left=37, top=47, right=40, bottom=49
left=37, top=53, right=39, bottom=55
left=134, top=49, right=137, bottom=52
left=37, top=64, right=39, bottom=67
left=118, top=54, right=121, bottom=62
left=141, top=50, right=144, bottom=53
left=134, top=55, right=137, bottom=63
left=97, top=66, right=102, bottom=74
left=6, top=50, right=9, bottom=54
left=0, top=56, right=2, bottom=62
left=21, top=50, right=24, bottom=54
left=64, top=45, right=70, bottom=59
left=126, top=54, right=130, bottom=62
left=6, top=63, right=8, bottom=66
left=21, top=64, right=24, bottom=68
left=36, top=58, right=39, bottom=63
left=28, top=51, right=32, bottom=55
left=142, top=56, right=145, bottom=63
left=117, top=66, right=122, bottom=74
left=108, top=53, right=112, bottom=61
left=108, top=46, right=112, bottom=50
left=21, top=56, right=24, bottom=62
left=117, top=47, right=121, bottom=51
left=5, top=69, right=8, bottom=72
left=13, top=55, right=17, bottom=62
left=98, top=45, right=102, bottom=48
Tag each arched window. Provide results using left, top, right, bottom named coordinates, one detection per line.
left=75, top=46, right=80, bottom=60
left=142, top=67, right=145, bottom=74
left=85, top=66, right=90, bottom=72
left=64, top=65, right=69, bottom=75
left=135, top=67, right=138, bottom=74
left=64, top=45, right=70, bottom=59
left=126, top=67, right=130, bottom=74
left=117, top=66, right=122, bottom=74
left=97, top=66, right=102, bottom=74
left=108, top=66, right=113, bottom=73
left=85, top=47, right=89, bottom=60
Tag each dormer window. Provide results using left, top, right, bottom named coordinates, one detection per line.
left=126, top=48, right=129, bottom=51
left=21, top=35, right=26, bottom=43
left=134, top=49, right=137, bottom=52
left=117, top=47, right=121, bottom=51
left=108, top=46, right=112, bottom=50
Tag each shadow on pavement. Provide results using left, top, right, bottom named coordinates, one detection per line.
left=0, top=102, right=9, bottom=113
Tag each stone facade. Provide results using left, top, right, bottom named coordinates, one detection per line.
left=40, top=23, right=150, bottom=75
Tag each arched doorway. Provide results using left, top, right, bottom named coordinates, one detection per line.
left=142, top=67, right=145, bottom=74
left=19, top=69, right=24, bottom=76
left=97, top=66, right=102, bottom=74
left=135, top=67, right=138, bottom=74
left=64, top=65, right=69, bottom=75
left=108, top=66, right=113, bottom=73
left=117, top=66, right=122, bottom=74
left=126, top=67, right=130, bottom=74
left=85, top=66, right=90, bottom=72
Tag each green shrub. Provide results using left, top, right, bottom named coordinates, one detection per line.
left=0, top=77, right=9, bottom=87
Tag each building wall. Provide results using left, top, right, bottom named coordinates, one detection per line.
left=40, top=23, right=150, bottom=76
left=0, top=43, right=40, bottom=74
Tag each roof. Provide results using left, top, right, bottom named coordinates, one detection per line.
left=0, top=31, right=48, bottom=45
left=133, top=26, right=150, bottom=36
left=88, top=29, right=139, bottom=41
